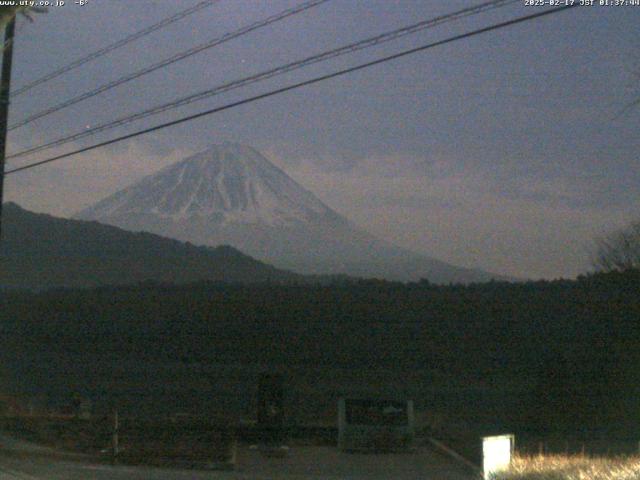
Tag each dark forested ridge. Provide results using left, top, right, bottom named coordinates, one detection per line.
left=0, top=202, right=308, bottom=289
left=0, top=270, right=638, bottom=437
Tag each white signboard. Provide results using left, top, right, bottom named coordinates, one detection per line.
left=482, top=434, right=514, bottom=479
left=337, top=398, right=415, bottom=452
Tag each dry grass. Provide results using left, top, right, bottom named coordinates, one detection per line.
left=0, top=415, right=235, bottom=465
left=495, top=455, right=640, bottom=480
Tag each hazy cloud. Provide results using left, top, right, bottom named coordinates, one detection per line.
left=270, top=152, right=637, bottom=279
left=5, top=140, right=195, bottom=216
left=4, top=0, right=639, bottom=279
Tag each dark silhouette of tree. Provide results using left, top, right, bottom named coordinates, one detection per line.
left=593, top=220, right=640, bottom=272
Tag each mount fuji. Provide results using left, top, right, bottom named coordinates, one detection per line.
left=75, top=143, right=503, bottom=283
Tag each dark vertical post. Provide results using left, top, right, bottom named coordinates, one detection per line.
left=257, top=373, right=284, bottom=446
left=0, top=18, right=16, bottom=241
left=112, top=410, right=119, bottom=463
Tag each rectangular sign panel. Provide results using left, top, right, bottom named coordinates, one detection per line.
left=482, top=434, right=514, bottom=479
left=338, top=398, right=415, bottom=452
left=345, top=399, right=409, bottom=426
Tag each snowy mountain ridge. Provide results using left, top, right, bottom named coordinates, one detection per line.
left=76, top=143, right=506, bottom=283
left=79, top=143, right=333, bottom=227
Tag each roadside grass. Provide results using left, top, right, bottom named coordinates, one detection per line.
left=495, top=454, right=640, bottom=480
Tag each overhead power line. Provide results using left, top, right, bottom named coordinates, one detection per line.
left=12, top=0, right=222, bottom=97
left=8, top=0, right=519, bottom=161
left=4, top=4, right=578, bottom=176
left=8, top=0, right=331, bottom=131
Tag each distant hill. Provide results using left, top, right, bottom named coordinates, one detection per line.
left=76, top=143, right=507, bottom=283
left=0, top=202, right=305, bottom=290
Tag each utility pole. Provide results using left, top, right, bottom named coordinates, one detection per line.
left=112, top=410, right=119, bottom=463
left=0, top=17, right=15, bottom=241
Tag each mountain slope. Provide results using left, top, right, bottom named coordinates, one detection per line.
left=79, top=143, right=335, bottom=227
left=76, top=143, right=505, bottom=283
left=0, top=202, right=303, bottom=290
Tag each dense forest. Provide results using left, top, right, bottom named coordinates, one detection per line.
left=0, top=270, right=638, bottom=440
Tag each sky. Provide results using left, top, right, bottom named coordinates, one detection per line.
left=3, top=0, right=639, bottom=280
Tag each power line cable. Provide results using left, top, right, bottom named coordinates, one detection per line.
left=8, top=0, right=331, bottom=131
left=12, top=0, right=222, bottom=97
left=8, top=0, right=519, bottom=160
left=4, top=4, right=578, bottom=176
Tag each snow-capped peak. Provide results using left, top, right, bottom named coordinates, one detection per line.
left=76, top=143, right=335, bottom=227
